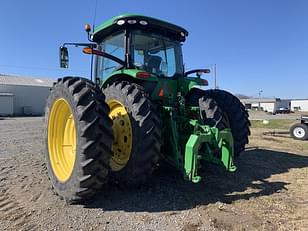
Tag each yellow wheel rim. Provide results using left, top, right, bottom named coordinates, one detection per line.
left=48, top=98, right=77, bottom=182
left=108, top=100, right=132, bottom=171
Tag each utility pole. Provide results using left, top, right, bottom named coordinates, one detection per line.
left=214, top=64, right=217, bottom=89
left=258, top=90, right=263, bottom=111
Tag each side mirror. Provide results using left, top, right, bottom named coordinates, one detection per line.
left=59, top=46, right=69, bottom=68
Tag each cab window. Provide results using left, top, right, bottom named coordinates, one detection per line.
left=97, top=32, right=125, bottom=79
left=131, top=30, right=183, bottom=77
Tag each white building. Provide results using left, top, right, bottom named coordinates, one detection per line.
left=240, top=98, right=290, bottom=114
left=0, top=93, right=14, bottom=115
left=290, top=99, right=308, bottom=112
left=0, top=74, right=54, bottom=116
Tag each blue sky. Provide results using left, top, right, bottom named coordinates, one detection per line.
left=0, top=0, right=307, bottom=98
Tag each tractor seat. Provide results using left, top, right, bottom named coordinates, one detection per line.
left=146, top=55, right=162, bottom=74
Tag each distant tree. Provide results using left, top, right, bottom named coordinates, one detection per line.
left=235, top=93, right=251, bottom=99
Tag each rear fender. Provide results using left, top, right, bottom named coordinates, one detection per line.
left=185, top=87, right=206, bottom=106
left=101, top=71, right=159, bottom=96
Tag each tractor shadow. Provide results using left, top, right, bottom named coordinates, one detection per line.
left=86, top=148, right=308, bottom=212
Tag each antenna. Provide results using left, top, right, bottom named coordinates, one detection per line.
left=93, top=0, right=98, bottom=31
left=90, top=0, right=99, bottom=83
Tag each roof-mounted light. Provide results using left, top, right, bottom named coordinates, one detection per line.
left=180, top=31, right=186, bottom=37
left=127, top=19, right=137, bottom=24
left=117, top=20, right=125, bottom=26
left=139, top=20, right=148, bottom=26
left=84, top=24, right=92, bottom=33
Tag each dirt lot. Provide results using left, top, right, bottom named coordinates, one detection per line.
left=0, top=117, right=307, bottom=231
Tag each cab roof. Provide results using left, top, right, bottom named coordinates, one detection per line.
left=92, top=14, right=188, bottom=42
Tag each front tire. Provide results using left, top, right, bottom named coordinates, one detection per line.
left=44, top=77, right=113, bottom=203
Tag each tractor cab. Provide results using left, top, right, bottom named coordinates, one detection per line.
left=95, top=29, right=184, bottom=79
left=60, top=14, right=209, bottom=101
left=91, top=14, right=187, bottom=81
left=89, top=14, right=209, bottom=100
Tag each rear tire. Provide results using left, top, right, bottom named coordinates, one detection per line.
left=290, top=123, right=308, bottom=140
left=44, top=77, right=113, bottom=203
left=198, top=97, right=227, bottom=130
left=203, top=89, right=250, bottom=156
left=103, top=81, right=161, bottom=187
left=186, top=88, right=250, bottom=156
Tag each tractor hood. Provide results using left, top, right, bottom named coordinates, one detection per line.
left=92, top=14, right=188, bottom=42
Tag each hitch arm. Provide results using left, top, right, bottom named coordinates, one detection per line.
left=184, top=124, right=237, bottom=183
left=184, top=134, right=203, bottom=183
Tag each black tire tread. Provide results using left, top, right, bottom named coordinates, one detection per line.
left=202, top=89, right=251, bottom=156
left=103, top=81, right=161, bottom=187
left=45, top=77, right=113, bottom=203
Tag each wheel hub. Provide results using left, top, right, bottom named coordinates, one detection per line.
left=293, top=127, right=306, bottom=138
left=108, top=100, right=132, bottom=171
left=48, top=98, right=76, bottom=182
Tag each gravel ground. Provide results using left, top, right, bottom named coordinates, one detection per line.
left=0, top=117, right=308, bottom=231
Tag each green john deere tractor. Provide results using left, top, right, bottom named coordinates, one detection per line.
left=44, top=14, right=250, bottom=203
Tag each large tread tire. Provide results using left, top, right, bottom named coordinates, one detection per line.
left=203, top=89, right=251, bottom=156
left=290, top=123, right=308, bottom=140
left=198, top=97, right=227, bottom=130
left=44, top=77, right=113, bottom=203
left=103, top=81, right=161, bottom=187
left=186, top=88, right=250, bottom=156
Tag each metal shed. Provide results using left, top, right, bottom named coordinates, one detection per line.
left=0, top=93, right=14, bottom=116
left=0, top=74, right=54, bottom=116
left=290, top=99, right=308, bottom=112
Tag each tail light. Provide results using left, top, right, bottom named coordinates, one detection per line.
left=136, top=72, right=150, bottom=79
